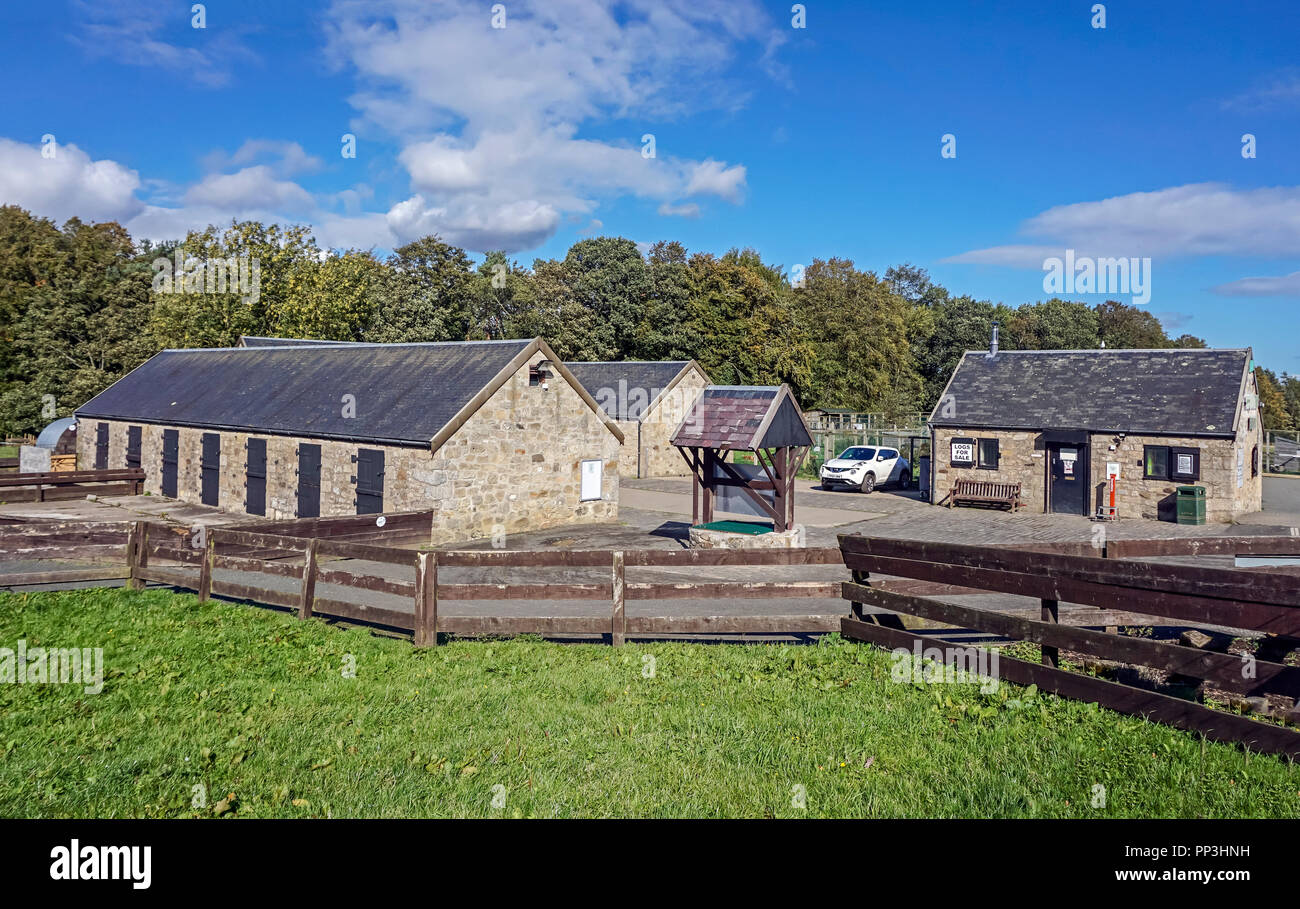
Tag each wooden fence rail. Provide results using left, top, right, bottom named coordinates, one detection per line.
left=0, top=468, right=144, bottom=502
left=113, top=526, right=850, bottom=643
left=837, top=534, right=1300, bottom=758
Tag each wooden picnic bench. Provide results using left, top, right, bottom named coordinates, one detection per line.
left=947, top=478, right=1021, bottom=511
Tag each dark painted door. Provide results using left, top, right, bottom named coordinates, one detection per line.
left=245, top=438, right=267, bottom=516
left=200, top=433, right=220, bottom=506
left=94, top=422, right=109, bottom=469
left=125, top=426, right=142, bottom=469
left=161, top=429, right=179, bottom=498
left=355, top=448, right=384, bottom=514
left=297, top=443, right=321, bottom=518
left=1048, top=444, right=1086, bottom=515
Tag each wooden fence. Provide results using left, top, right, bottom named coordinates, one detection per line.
left=837, top=534, right=1300, bottom=758
left=121, top=523, right=851, bottom=643
left=0, top=468, right=144, bottom=502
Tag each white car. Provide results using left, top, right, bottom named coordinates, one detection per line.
left=819, top=446, right=911, bottom=493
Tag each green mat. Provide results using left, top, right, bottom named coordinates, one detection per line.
left=693, top=520, right=774, bottom=535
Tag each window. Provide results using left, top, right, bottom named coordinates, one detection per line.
left=977, top=439, right=1000, bottom=470
left=1144, top=445, right=1199, bottom=481
left=1252, top=444, right=1259, bottom=479
left=1143, top=445, right=1169, bottom=480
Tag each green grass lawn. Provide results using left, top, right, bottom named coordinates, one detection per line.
left=0, top=588, right=1295, bottom=818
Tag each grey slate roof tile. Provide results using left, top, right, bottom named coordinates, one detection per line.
left=76, top=340, right=533, bottom=446
left=929, top=348, right=1249, bottom=437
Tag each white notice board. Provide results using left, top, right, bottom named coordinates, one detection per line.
left=580, top=459, right=603, bottom=501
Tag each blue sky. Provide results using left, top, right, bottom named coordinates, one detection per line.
left=1, top=0, right=1297, bottom=369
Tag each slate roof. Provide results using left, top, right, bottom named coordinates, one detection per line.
left=564, top=361, right=695, bottom=420
left=77, top=339, right=535, bottom=446
left=929, top=348, right=1250, bottom=437
left=671, top=385, right=812, bottom=450
left=239, top=336, right=360, bottom=347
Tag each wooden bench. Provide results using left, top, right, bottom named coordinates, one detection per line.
left=948, top=478, right=1021, bottom=511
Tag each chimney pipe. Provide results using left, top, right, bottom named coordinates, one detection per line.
left=989, top=321, right=1000, bottom=357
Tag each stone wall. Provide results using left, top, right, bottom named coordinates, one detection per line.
left=77, top=351, right=621, bottom=544
left=640, top=368, right=708, bottom=478
left=931, top=421, right=1261, bottom=523
left=931, top=427, right=1046, bottom=512
left=603, top=367, right=708, bottom=479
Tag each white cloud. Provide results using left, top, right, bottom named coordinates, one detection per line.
left=1221, top=68, right=1300, bottom=111
left=684, top=160, right=746, bottom=202
left=0, top=138, right=143, bottom=224
left=947, top=183, right=1300, bottom=265
left=1212, top=270, right=1300, bottom=298
left=657, top=202, right=701, bottom=218
left=326, top=0, right=776, bottom=250
left=184, top=166, right=317, bottom=213
left=71, top=0, right=256, bottom=88
left=201, top=140, right=325, bottom=178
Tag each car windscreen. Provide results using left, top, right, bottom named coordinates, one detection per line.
left=839, top=447, right=876, bottom=461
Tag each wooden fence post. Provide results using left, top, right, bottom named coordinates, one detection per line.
left=414, top=551, right=439, bottom=647
left=197, top=534, right=214, bottom=602
left=125, top=521, right=144, bottom=590
left=611, top=550, right=626, bottom=646
left=298, top=539, right=319, bottom=620
left=1041, top=598, right=1059, bottom=667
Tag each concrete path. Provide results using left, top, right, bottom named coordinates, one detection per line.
left=617, top=484, right=883, bottom=527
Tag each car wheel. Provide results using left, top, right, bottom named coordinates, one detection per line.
left=859, top=473, right=876, bottom=494
left=899, top=471, right=912, bottom=490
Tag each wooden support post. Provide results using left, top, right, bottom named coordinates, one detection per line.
left=298, top=539, right=319, bottom=620
left=414, top=551, right=439, bottom=647
left=125, top=521, right=144, bottom=590
left=1041, top=598, right=1059, bottom=667
left=849, top=568, right=868, bottom=620
left=702, top=450, right=715, bottom=524
left=196, top=534, right=214, bottom=602
left=691, top=449, right=699, bottom=525
left=611, top=550, right=626, bottom=646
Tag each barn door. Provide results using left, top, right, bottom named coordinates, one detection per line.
left=297, top=443, right=321, bottom=518
left=161, top=429, right=179, bottom=498
left=354, top=448, right=384, bottom=514
left=245, top=437, right=267, bottom=516
left=94, top=422, right=109, bottom=470
left=200, top=432, right=220, bottom=506
left=125, top=426, right=142, bottom=469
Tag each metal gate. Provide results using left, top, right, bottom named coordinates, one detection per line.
left=200, top=432, right=220, bottom=506
left=297, top=443, right=321, bottom=518
left=245, top=437, right=267, bottom=516
left=125, top=425, right=142, bottom=469
left=355, top=448, right=384, bottom=514
left=161, top=429, right=179, bottom=498
left=94, top=422, right=109, bottom=469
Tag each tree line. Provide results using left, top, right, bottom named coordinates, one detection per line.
left=2, top=204, right=1297, bottom=437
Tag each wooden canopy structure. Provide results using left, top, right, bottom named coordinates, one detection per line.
left=670, top=385, right=813, bottom=532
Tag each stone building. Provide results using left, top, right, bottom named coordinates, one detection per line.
left=928, top=347, right=1262, bottom=522
left=564, top=360, right=710, bottom=478
left=75, top=338, right=623, bottom=543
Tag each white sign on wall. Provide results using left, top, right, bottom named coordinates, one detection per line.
left=950, top=439, right=975, bottom=466
left=1237, top=447, right=1244, bottom=489
left=580, top=459, right=603, bottom=501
